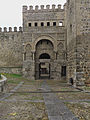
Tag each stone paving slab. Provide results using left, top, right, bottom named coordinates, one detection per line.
left=42, top=81, right=79, bottom=120
left=0, top=99, right=44, bottom=102
left=48, top=116, right=63, bottom=120
left=62, top=99, right=90, bottom=103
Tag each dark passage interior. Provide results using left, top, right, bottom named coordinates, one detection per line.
left=39, top=53, right=50, bottom=79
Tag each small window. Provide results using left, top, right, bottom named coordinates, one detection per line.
left=41, top=22, right=44, bottom=26
left=35, top=22, right=38, bottom=27
left=28, top=23, right=31, bottom=27
left=24, top=53, right=26, bottom=61
left=70, top=24, right=72, bottom=32
left=59, top=22, right=63, bottom=26
left=47, top=22, right=50, bottom=26
left=53, top=22, right=56, bottom=26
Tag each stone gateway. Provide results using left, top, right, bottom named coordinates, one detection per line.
left=0, top=0, right=90, bottom=86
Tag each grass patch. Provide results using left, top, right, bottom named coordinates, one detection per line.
left=24, top=80, right=42, bottom=86
left=84, top=86, right=90, bottom=91
left=0, top=73, right=24, bottom=84
left=1, top=73, right=22, bottom=78
left=60, top=88, right=70, bottom=91
left=57, top=92, right=90, bottom=100
left=29, top=95, right=43, bottom=100
left=80, top=101, right=90, bottom=103
left=10, top=92, right=43, bottom=100
left=7, top=79, right=22, bottom=84
left=17, top=92, right=30, bottom=95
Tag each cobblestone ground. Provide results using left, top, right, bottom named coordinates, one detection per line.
left=0, top=74, right=90, bottom=120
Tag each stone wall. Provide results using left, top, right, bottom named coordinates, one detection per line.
left=67, top=34, right=90, bottom=85
left=76, top=34, right=90, bottom=85
left=0, top=27, right=23, bottom=74
left=67, top=0, right=90, bottom=85
left=67, top=37, right=76, bottom=84
left=0, top=67, right=22, bottom=74
left=66, top=0, right=77, bottom=85
left=76, top=0, right=90, bottom=35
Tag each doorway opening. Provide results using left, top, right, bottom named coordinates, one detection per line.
left=39, top=62, right=50, bottom=79
left=61, top=66, right=66, bottom=77
left=35, top=39, right=54, bottom=80
left=39, top=53, right=50, bottom=79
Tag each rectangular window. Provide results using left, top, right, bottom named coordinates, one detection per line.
left=24, top=53, right=26, bottom=61
left=28, top=23, right=31, bottom=27
left=61, top=66, right=66, bottom=77
left=70, top=24, right=72, bottom=32
left=35, top=22, right=38, bottom=27
left=53, top=22, right=56, bottom=26
left=41, top=22, right=44, bottom=26
left=59, top=22, right=63, bottom=26
left=47, top=22, right=50, bottom=26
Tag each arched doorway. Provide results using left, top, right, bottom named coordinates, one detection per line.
left=35, top=39, right=54, bottom=79
left=39, top=53, right=50, bottom=79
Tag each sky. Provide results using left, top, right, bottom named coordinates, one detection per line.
left=0, top=0, right=66, bottom=28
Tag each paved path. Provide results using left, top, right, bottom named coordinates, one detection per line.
left=42, top=81, right=79, bottom=120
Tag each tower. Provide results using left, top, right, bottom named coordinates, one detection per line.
left=66, top=0, right=90, bottom=85
left=22, top=5, right=67, bottom=80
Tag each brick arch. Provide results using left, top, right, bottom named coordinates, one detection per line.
left=24, top=43, right=32, bottom=61
left=32, top=35, right=57, bottom=52
left=24, top=42, right=32, bottom=52
left=25, top=44, right=32, bottom=51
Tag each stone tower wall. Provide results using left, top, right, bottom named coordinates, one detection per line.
left=67, top=0, right=90, bottom=85
left=76, top=34, right=90, bottom=85
left=66, top=0, right=77, bottom=85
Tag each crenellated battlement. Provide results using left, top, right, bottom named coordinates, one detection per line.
left=23, top=4, right=67, bottom=12
left=0, top=26, right=23, bottom=32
